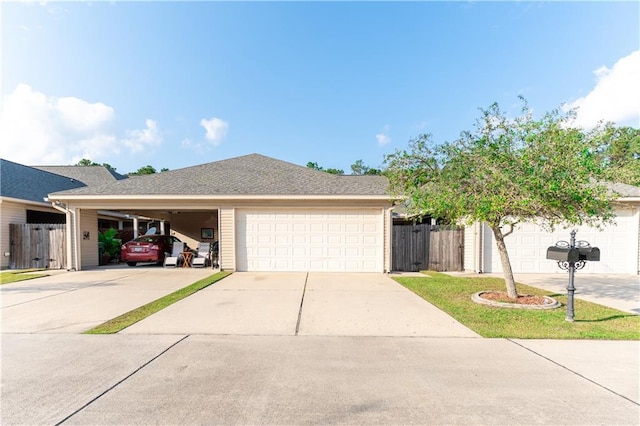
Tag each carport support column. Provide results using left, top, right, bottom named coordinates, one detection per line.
left=160, top=220, right=165, bottom=234
left=133, top=217, right=139, bottom=239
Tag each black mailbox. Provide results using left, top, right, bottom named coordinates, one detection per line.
left=578, top=247, right=600, bottom=262
left=546, top=246, right=580, bottom=262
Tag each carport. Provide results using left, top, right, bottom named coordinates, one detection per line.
left=47, top=154, right=393, bottom=272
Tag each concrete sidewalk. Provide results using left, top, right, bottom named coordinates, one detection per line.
left=0, top=267, right=214, bottom=333
left=2, top=334, right=638, bottom=425
left=122, top=272, right=479, bottom=337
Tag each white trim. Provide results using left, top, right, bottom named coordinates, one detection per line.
left=0, top=196, right=52, bottom=208
left=48, top=194, right=393, bottom=201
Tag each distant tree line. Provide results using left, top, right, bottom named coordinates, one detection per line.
left=306, top=159, right=382, bottom=175
left=76, top=159, right=169, bottom=175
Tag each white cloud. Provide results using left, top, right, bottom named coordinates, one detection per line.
left=566, top=50, right=640, bottom=129
left=0, top=84, right=163, bottom=165
left=122, top=119, right=162, bottom=153
left=200, top=117, right=228, bottom=146
left=376, top=125, right=391, bottom=146
left=56, top=96, right=113, bottom=132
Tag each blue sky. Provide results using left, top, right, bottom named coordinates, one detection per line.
left=1, top=1, right=638, bottom=175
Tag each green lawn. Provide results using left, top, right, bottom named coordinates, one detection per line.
left=85, top=271, right=232, bottom=334
left=0, top=269, right=48, bottom=285
left=394, top=272, right=640, bottom=340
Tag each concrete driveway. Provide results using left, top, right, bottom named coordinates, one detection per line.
left=1, top=266, right=214, bottom=333
left=512, top=273, right=640, bottom=314
left=122, top=272, right=479, bottom=337
left=1, top=270, right=638, bottom=425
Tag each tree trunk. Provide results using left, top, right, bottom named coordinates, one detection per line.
left=490, top=225, right=518, bottom=299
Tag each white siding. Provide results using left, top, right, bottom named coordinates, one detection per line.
left=219, top=207, right=235, bottom=271
left=0, top=201, right=26, bottom=269
left=79, top=209, right=99, bottom=269
left=384, top=207, right=392, bottom=273
left=463, top=225, right=477, bottom=273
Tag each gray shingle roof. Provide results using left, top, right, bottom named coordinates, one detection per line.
left=1, top=159, right=86, bottom=203
left=606, top=182, right=640, bottom=198
left=33, top=165, right=127, bottom=186
left=50, top=154, right=389, bottom=197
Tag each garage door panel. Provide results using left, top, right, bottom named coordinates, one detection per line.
left=236, top=209, right=383, bottom=272
left=489, top=210, right=638, bottom=273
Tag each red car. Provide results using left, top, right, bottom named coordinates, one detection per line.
left=121, top=235, right=182, bottom=267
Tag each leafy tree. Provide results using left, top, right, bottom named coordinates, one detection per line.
left=596, top=125, right=640, bottom=186
left=306, top=161, right=323, bottom=171
left=351, top=159, right=381, bottom=175
left=325, top=168, right=344, bottom=175
left=77, top=158, right=97, bottom=166
left=384, top=100, right=615, bottom=299
left=306, top=162, right=344, bottom=175
left=76, top=159, right=117, bottom=171
left=128, top=165, right=157, bottom=176
left=160, top=167, right=170, bottom=172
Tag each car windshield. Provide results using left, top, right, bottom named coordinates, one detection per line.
left=133, top=236, right=160, bottom=243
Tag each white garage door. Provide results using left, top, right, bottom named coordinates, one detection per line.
left=488, top=209, right=639, bottom=274
left=236, top=209, right=383, bottom=272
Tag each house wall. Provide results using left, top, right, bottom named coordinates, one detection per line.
left=464, top=223, right=482, bottom=273
left=219, top=207, right=235, bottom=270
left=384, top=207, right=392, bottom=272
left=0, top=200, right=26, bottom=269
left=168, top=211, right=219, bottom=250
left=79, top=209, right=99, bottom=269
left=0, top=200, right=68, bottom=269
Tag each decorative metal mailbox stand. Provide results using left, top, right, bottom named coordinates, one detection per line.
left=546, top=230, right=600, bottom=322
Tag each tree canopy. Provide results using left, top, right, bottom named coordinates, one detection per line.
left=306, top=160, right=381, bottom=175
left=384, top=100, right=618, bottom=298
left=306, top=161, right=344, bottom=175
left=76, top=159, right=116, bottom=171
left=596, top=125, right=640, bottom=186
left=351, top=159, right=382, bottom=175
left=127, top=165, right=169, bottom=175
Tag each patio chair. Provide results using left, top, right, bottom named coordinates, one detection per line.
left=192, top=242, right=211, bottom=268
left=164, top=241, right=185, bottom=267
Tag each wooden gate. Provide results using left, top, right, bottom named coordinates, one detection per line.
left=9, top=224, right=66, bottom=269
left=427, top=226, right=464, bottom=272
left=392, top=223, right=430, bottom=272
left=392, top=223, right=464, bottom=272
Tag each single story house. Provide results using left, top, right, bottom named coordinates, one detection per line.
left=47, top=154, right=394, bottom=272
left=464, top=183, right=640, bottom=274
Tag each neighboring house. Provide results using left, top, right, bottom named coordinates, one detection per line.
left=0, top=159, right=129, bottom=269
left=47, top=154, right=393, bottom=272
left=464, top=183, right=640, bottom=274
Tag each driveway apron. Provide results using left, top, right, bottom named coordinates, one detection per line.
left=123, top=272, right=479, bottom=337
left=122, top=272, right=307, bottom=335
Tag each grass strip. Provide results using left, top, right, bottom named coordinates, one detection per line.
left=394, top=272, right=640, bottom=340
left=0, top=269, right=48, bottom=285
left=85, top=271, right=232, bottom=334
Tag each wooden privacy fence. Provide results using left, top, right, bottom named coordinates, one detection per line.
left=9, top=223, right=66, bottom=269
left=392, top=223, right=464, bottom=272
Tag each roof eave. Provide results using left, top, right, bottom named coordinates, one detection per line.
left=0, top=195, right=52, bottom=208
left=47, top=194, right=394, bottom=201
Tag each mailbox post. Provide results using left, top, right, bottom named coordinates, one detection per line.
left=546, top=230, right=600, bottom=322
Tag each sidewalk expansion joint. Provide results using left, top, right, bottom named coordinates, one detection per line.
left=295, top=273, right=309, bottom=336
left=54, top=334, right=191, bottom=425
left=507, top=338, right=639, bottom=407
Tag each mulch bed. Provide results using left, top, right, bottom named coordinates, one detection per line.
left=479, top=291, right=551, bottom=305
